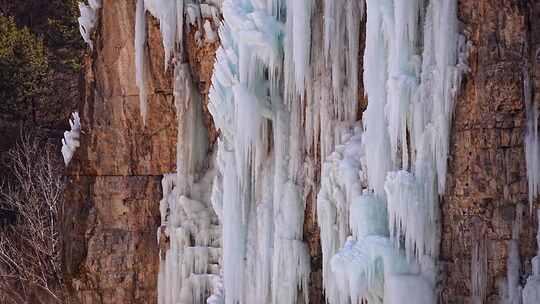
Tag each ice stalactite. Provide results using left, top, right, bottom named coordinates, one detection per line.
left=157, top=173, right=222, bottom=304
left=362, top=0, right=464, bottom=258
left=61, top=112, right=81, bottom=165
left=208, top=0, right=315, bottom=303
left=135, top=0, right=148, bottom=123
left=317, top=125, right=368, bottom=304
left=318, top=0, right=466, bottom=303
left=471, top=219, right=488, bottom=304
left=524, top=68, right=540, bottom=211
left=78, top=0, right=102, bottom=50
left=323, top=0, right=363, bottom=120
left=318, top=0, right=365, bottom=159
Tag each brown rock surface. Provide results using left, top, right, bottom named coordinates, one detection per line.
left=440, top=1, right=539, bottom=302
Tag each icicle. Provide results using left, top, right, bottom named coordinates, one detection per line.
left=524, top=66, right=540, bottom=211
left=283, top=0, right=312, bottom=99
left=61, top=112, right=81, bottom=165
left=208, top=1, right=313, bottom=303
left=135, top=0, right=148, bottom=123
left=384, top=170, right=436, bottom=259
left=317, top=125, right=366, bottom=304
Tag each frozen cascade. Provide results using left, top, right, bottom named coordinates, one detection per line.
left=78, top=0, right=102, bottom=50
left=61, top=112, right=82, bottom=166
left=158, top=62, right=221, bottom=304
left=208, top=0, right=321, bottom=303
left=144, top=0, right=469, bottom=302
left=318, top=0, right=466, bottom=303
left=316, top=0, right=365, bottom=160
left=362, top=0, right=464, bottom=258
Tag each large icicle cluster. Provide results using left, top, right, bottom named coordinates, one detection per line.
left=145, top=3, right=223, bottom=304
left=158, top=62, right=222, bottom=304
left=61, top=112, right=81, bottom=166
left=208, top=0, right=317, bottom=303
left=78, top=0, right=102, bottom=50
left=363, top=0, right=463, bottom=261
left=323, top=0, right=363, bottom=123
left=317, top=0, right=467, bottom=303
left=158, top=172, right=222, bottom=304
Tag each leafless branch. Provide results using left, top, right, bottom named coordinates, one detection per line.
left=0, top=133, right=66, bottom=303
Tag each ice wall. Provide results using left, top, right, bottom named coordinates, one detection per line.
left=158, top=57, right=222, bottom=304
left=145, top=2, right=223, bottom=304
left=317, top=0, right=466, bottom=303
left=208, top=1, right=315, bottom=303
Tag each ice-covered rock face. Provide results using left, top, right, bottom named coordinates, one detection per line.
left=151, top=0, right=468, bottom=303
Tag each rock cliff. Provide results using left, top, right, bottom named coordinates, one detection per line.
left=63, top=0, right=540, bottom=303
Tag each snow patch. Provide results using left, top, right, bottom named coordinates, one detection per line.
left=78, top=0, right=101, bottom=50
left=61, top=112, right=81, bottom=166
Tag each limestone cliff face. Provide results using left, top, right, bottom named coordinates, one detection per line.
left=64, top=1, right=540, bottom=303
left=63, top=1, right=218, bottom=303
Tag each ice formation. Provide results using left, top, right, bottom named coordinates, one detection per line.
left=157, top=173, right=222, bottom=304
left=151, top=3, right=222, bottom=303
left=146, top=0, right=470, bottom=302
left=158, top=63, right=221, bottom=304
left=317, top=0, right=466, bottom=303
left=524, top=69, right=540, bottom=210
left=61, top=112, right=81, bottom=166
left=208, top=0, right=317, bottom=303
left=78, top=0, right=102, bottom=50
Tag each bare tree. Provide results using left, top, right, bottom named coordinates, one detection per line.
left=0, top=134, right=65, bottom=303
